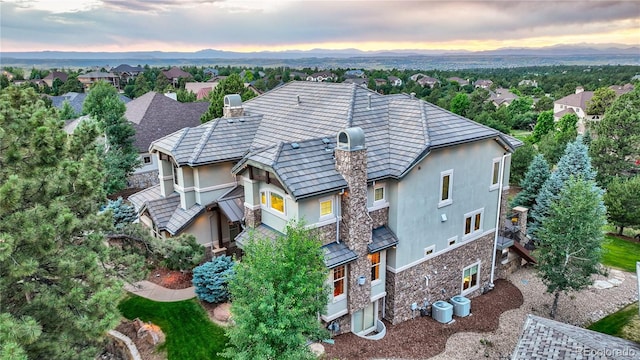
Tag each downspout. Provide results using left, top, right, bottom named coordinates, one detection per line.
left=336, top=192, right=342, bottom=244
left=490, top=153, right=508, bottom=286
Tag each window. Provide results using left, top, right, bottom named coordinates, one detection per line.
left=490, top=158, right=501, bottom=190
left=374, top=183, right=385, bottom=204
left=439, top=170, right=453, bottom=207
left=464, top=209, right=483, bottom=238
left=448, top=237, right=457, bottom=247
left=143, top=156, right=151, bottom=164
left=260, top=191, right=267, bottom=205
left=368, top=252, right=380, bottom=281
left=270, top=192, right=285, bottom=213
left=333, top=265, right=345, bottom=298
left=462, top=263, right=480, bottom=293
left=320, top=198, right=333, bottom=217
left=424, top=245, right=435, bottom=258
left=172, top=162, right=179, bottom=185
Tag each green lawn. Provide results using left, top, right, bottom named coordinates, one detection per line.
left=511, top=129, right=532, bottom=142
left=118, top=296, right=228, bottom=360
left=601, top=235, right=640, bottom=272
left=588, top=302, right=639, bottom=342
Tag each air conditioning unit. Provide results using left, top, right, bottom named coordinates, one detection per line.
left=450, top=295, right=471, bottom=317
left=431, top=301, right=453, bottom=323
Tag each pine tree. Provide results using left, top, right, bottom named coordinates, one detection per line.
left=511, top=154, right=550, bottom=211
left=222, top=221, right=329, bottom=359
left=529, top=136, right=596, bottom=238
left=603, top=176, right=640, bottom=235
left=0, top=87, right=145, bottom=359
left=59, top=99, right=77, bottom=120
left=193, top=255, right=235, bottom=303
left=536, top=177, right=606, bottom=318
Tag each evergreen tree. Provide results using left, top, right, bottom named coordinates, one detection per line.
left=511, top=154, right=550, bottom=211
left=603, top=176, right=640, bottom=235
left=223, top=221, right=329, bottom=359
left=104, top=197, right=137, bottom=230
left=586, top=87, right=616, bottom=115
left=59, top=100, right=77, bottom=120
left=509, top=142, right=537, bottom=185
left=538, top=113, right=578, bottom=165
left=58, top=74, right=83, bottom=94
left=0, top=87, right=145, bottom=359
left=83, top=81, right=140, bottom=194
left=529, top=136, right=596, bottom=238
left=589, top=87, right=640, bottom=186
left=133, top=73, right=151, bottom=98
left=154, top=72, right=172, bottom=92
left=536, top=177, right=606, bottom=318
left=192, top=255, right=235, bottom=303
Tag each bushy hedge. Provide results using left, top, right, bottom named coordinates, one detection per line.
left=192, top=255, right=235, bottom=303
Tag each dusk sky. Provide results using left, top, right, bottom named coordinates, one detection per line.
left=1, top=0, right=639, bottom=53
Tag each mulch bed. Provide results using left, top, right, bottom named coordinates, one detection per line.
left=146, top=267, right=193, bottom=290
left=323, top=279, right=523, bottom=360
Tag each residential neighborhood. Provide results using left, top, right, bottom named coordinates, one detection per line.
left=1, top=62, right=639, bottom=360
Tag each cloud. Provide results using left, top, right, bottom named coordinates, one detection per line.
left=1, top=0, right=638, bottom=52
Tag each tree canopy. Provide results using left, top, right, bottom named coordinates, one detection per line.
left=603, top=176, right=640, bottom=235
left=201, top=74, right=256, bottom=123
left=223, top=221, right=329, bottom=360
left=0, top=86, right=144, bottom=359
left=511, top=153, right=550, bottom=211
left=589, top=87, right=640, bottom=186
left=586, top=87, right=616, bottom=115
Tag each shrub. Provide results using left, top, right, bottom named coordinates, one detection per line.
left=193, top=255, right=235, bottom=303
left=156, top=234, right=204, bottom=271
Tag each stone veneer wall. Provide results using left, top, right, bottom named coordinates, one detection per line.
left=334, top=147, right=372, bottom=314
left=315, top=222, right=337, bottom=246
left=244, top=207, right=261, bottom=228
left=384, top=232, right=494, bottom=324
left=223, top=107, right=244, bottom=118
left=127, top=170, right=159, bottom=189
left=369, top=207, right=389, bottom=229
left=498, top=188, right=509, bottom=231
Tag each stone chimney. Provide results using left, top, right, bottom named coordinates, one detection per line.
left=334, top=127, right=372, bottom=313
left=223, top=94, right=244, bottom=118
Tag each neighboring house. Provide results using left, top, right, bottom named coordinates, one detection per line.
left=129, top=81, right=524, bottom=337
left=553, top=87, right=594, bottom=134
left=307, top=71, right=337, bottom=82
left=1, top=69, right=14, bottom=81
left=43, top=71, right=68, bottom=87
left=343, top=78, right=368, bottom=87
left=124, top=91, right=209, bottom=188
left=111, top=64, right=144, bottom=83
left=203, top=68, right=219, bottom=77
left=289, top=71, right=308, bottom=80
left=518, top=79, right=538, bottom=87
left=512, top=315, right=640, bottom=360
left=78, top=71, right=120, bottom=90
left=448, top=77, right=469, bottom=87
left=474, top=79, right=493, bottom=89
left=185, top=82, right=214, bottom=97
left=609, top=83, right=634, bottom=96
left=53, top=91, right=132, bottom=116
left=162, top=67, right=192, bottom=86
left=417, top=76, right=439, bottom=88
left=489, top=88, right=519, bottom=107
left=409, top=73, right=426, bottom=82
left=388, top=76, right=403, bottom=87
left=374, top=78, right=387, bottom=86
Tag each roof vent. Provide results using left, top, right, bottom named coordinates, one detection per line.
left=410, top=92, right=416, bottom=99
left=322, top=138, right=330, bottom=144
left=296, top=95, right=300, bottom=105
left=368, top=93, right=372, bottom=109
left=291, top=142, right=300, bottom=149
left=223, top=94, right=244, bottom=118
left=336, top=127, right=365, bottom=151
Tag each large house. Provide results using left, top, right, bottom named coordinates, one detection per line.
left=129, top=81, right=522, bottom=336
left=489, top=88, right=519, bottom=107
left=78, top=71, right=120, bottom=90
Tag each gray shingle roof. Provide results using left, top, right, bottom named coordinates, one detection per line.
left=128, top=184, right=162, bottom=212
left=235, top=224, right=282, bottom=248
left=216, top=186, right=245, bottom=223
left=153, top=81, right=518, bottom=199
left=322, top=241, right=358, bottom=268
left=369, top=226, right=399, bottom=253
left=125, top=91, right=209, bottom=153
left=112, top=64, right=143, bottom=73
left=145, top=195, right=181, bottom=231
left=50, top=92, right=131, bottom=115
left=512, top=314, right=640, bottom=360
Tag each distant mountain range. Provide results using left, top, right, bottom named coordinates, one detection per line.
left=2, top=44, right=639, bottom=60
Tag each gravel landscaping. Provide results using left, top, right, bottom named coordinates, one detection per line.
left=324, top=265, right=638, bottom=360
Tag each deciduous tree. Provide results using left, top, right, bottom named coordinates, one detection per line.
left=450, top=92, right=470, bottom=116
left=201, top=74, right=255, bottom=123
left=536, top=177, right=606, bottom=318
left=531, top=110, right=554, bottom=143
left=589, top=87, right=640, bottom=186
left=586, top=87, right=616, bottom=115
left=603, top=176, right=640, bottom=235
left=223, top=221, right=329, bottom=360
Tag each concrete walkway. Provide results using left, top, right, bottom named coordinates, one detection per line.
left=124, top=280, right=196, bottom=302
